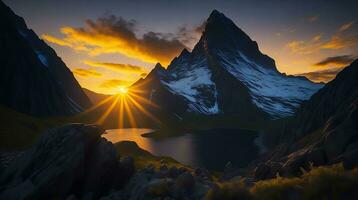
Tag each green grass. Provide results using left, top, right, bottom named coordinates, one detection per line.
left=113, top=141, right=186, bottom=170
left=205, top=179, right=254, bottom=200
left=0, top=106, right=65, bottom=151
left=252, top=176, right=303, bottom=200
left=205, top=164, right=358, bottom=200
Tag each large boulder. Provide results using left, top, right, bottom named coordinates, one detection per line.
left=0, top=124, right=133, bottom=199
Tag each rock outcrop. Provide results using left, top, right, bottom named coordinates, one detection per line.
left=0, top=124, right=134, bottom=199
left=101, top=165, right=215, bottom=200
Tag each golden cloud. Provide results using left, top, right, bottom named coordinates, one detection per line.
left=312, top=34, right=322, bottom=42
left=286, top=35, right=322, bottom=55
left=296, top=67, right=344, bottom=83
left=321, top=34, right=358, bottom=49
left=287, top=32, right=358, bottom=54
left=140, top=73, right=148, bottom=78
left=72, top=68, right=102, bottom=77
left=99, top=79, right=131, bottom=89
left=84, top=60, right=144, bottom=74
left=42, top=15, right=186, bottom=65
left=42, top=35, right=72, bottom=47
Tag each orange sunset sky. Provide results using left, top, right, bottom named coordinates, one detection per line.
left=4, top=0, right=358, bottom=94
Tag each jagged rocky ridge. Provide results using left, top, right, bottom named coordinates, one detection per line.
left=254, top=60, right=358, bottom=179
left=0, top=1, right=91, bottom=117
left=131, top=10, right=322, bottom=119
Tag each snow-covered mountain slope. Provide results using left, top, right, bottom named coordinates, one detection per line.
left=215, top=50, right=323, bottom=118
left=161, top=54, right=219, bottom=114
left=131, top=10, right=323, bottom=119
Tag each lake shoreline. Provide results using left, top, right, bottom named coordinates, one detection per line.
left=104, top=128, right=261, bottom=171
left=141, top=127, right=258, bottom=139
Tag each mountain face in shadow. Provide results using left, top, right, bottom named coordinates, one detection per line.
left=82, top=88, right=111, bottom=105
left=257, top=60, right=358, bottom=178
left=131, top=10, right=323, bottom=121
left=0, top=1, right=91, bottom=117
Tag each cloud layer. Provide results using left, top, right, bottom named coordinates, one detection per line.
left=287, top=21, right=357, bottom=55
left=176, top=21, right=206, bottom=47
left=99, top=79, right=131, bottom=89
left=72, top=68, right=102, bottom=77
left=84, top=60, right=145, bottom=74
left=339, top=21, right=355, bottom=32
left=296, top=67, right=344, bottom=83
left=42, top=15, right=188, bottom=65
left=314, top=55, right=356, bottom=67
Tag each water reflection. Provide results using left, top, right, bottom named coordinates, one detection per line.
left=103, top=128, right=259, bottom=171
left=104, top=128, right=155, bottom=152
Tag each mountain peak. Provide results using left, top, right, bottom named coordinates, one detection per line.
left=195, top=10, right=277, bottom=70
left=154, top=62, right=164, bottom=69
left=208, top=9, right=224, bottom=20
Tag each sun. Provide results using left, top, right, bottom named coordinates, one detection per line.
left=118, top=87, right=128, bottom=95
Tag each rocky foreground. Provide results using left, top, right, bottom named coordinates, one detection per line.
left=0, top=124, right=216, bottom=200
left=1, top=124, right=358, bottom=200
left=0, top=124, right=133, bottom=199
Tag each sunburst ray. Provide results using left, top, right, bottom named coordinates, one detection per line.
left=95, top=95, right=120, bottom=125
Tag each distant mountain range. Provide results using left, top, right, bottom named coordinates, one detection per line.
left=0, top=1, right=91, bottom=117
left=131, top=10, right=323, bottom=121
left=83, top=88, right=111, bottom=105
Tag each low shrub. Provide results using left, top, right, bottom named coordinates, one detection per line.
left=205, top=164, right=358, bottom=200
left=252, top=175, right=303, bottom=200
left=205, top=180, right=253, bottom=200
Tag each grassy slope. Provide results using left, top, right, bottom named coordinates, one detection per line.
left=206, top=164, right=358, bottom=200
left=114, top=141, right=186, bottom=170
left=0, top=106, right=65, bottom=151
left=0, top=99, right=288, bottom=150
left=2, top=106, right=357, bottom=199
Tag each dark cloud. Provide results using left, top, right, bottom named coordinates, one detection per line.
left=43, top=15, right=187, bottom=65
left=176, top=21, right=206, bottom=47
left=296, top=67, right=344, bottom=83
left=314, top=55, right=356, bottom=66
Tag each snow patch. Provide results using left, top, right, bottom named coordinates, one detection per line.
left=35, top=51, right=49, bottom=67
left=216, top=50, right=323, bottom=118
left=161, top=57, right=219, bottom=114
